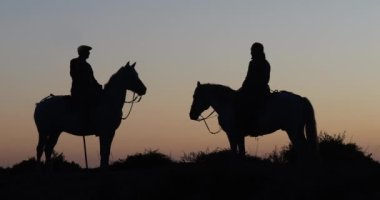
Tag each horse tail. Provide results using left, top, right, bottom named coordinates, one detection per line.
left=34, top=95, right=55, bottom=162
left=34, top=103, right=45, bottom=161
left=303, top=97, right=319, bottom=158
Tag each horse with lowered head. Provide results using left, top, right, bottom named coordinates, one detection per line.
left=190, top=81, right=319, bottom=161
left=34, top=62, right=146, bottom=168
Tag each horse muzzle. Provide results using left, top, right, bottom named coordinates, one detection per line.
left=189, top=112, right=199, bottom=121
left=138, top=87, right=147, bottom=96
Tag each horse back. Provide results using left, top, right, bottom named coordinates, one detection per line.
left=267, top=90, right=312, bottom=124
left=34, top=95, right=71, bottom=123
left=35, top=95, right=96, bottom=135
left=260, top=91, right=306, bottom=123
left=270, top=90, right=304, bottom=104
left=35, top=94, right=72, bottom=112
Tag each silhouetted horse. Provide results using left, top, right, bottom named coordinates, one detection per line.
left=34, top=62, right=146, bottom=168
left=190, top=81, right=319, bottom=161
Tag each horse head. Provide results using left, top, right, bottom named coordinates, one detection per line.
left=190, top=81, right=211, bottom=120
left=121, top=62, right=147, bottom=96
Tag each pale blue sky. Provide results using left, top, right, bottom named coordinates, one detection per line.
left=0, top=1, right=379, bottom=167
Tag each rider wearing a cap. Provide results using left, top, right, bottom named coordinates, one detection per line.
left=70, top=45, right=102, bottom=125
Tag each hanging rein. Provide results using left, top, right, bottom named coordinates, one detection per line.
left=122, top=92, right=142, bottom=120
left=196, top=110, right=222, bottom=134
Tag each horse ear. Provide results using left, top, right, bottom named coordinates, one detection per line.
left=125, top=61, right=130, bottom=67
left=131, top=62, right=136, bottom=68
left=197, top=81, right=200, bottom=86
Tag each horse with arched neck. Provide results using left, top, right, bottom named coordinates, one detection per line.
left=34, top=62, right=146, bottom=168
left=190, top=81, right=319, bottom=161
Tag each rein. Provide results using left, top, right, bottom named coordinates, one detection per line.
left=196, top=110, right=222, bottom=134
left=122, top=92, right=142, bottom=120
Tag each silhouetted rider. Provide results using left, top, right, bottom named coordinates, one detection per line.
left=237, top=42, right=271, bottom=129
left=70, top=45, right=102, bottom=124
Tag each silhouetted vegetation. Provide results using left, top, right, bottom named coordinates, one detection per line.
left=10, top=157, right=40, bottom=172
left=268, top=132, right=378, bottom=165
left=1, top=133, right=380, bottom=199
left=110, top=149, right=174, bottom=170
left=180, top=148, right=232, bottom=163
left=5, top=133, right=380, bottom=169
left=319, top=132, right=375, bottom=162
left=180, top=148, right=270, bottom=165
left=11, top=151, right=81, bottom=172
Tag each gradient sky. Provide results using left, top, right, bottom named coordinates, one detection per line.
left=1, top=1, right=379, bottom=167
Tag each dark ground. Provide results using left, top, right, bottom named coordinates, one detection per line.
left=2, top=134, right=379, bottom=200
left=1, top=156, right=380, bottom=200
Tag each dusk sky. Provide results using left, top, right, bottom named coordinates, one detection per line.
left=1, top=1, right=379, bottom=167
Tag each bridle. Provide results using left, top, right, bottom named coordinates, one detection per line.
left=195, top=110, right=222, bottom=134
left=122, top=92, right=142, bottom=120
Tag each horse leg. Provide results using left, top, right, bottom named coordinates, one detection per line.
left=99, top=132, right=115, bottom=168
left=226, top=130, right=246, bottom=156
left=226, top=132, right=238, bottom=154
left=36, top=131, right=47, bottom=162
left=44, top=131, right=61, bottom=163
left=287, top=128, right=307, bottom=162
left=236, top=135, right=246, bottom=156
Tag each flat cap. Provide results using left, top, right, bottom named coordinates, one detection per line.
left=77, top=45, right=92, bottom=53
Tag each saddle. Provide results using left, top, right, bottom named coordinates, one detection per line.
left=235, top=90, right=273, bottom=130
left=64, top=95, right=100, bottom=134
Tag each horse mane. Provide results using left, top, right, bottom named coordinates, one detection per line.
left=201, top=83, right=236, bottom=101
left=202, top=83, right=234, bottom=92
left=104, top=67, right=124, bottom=92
